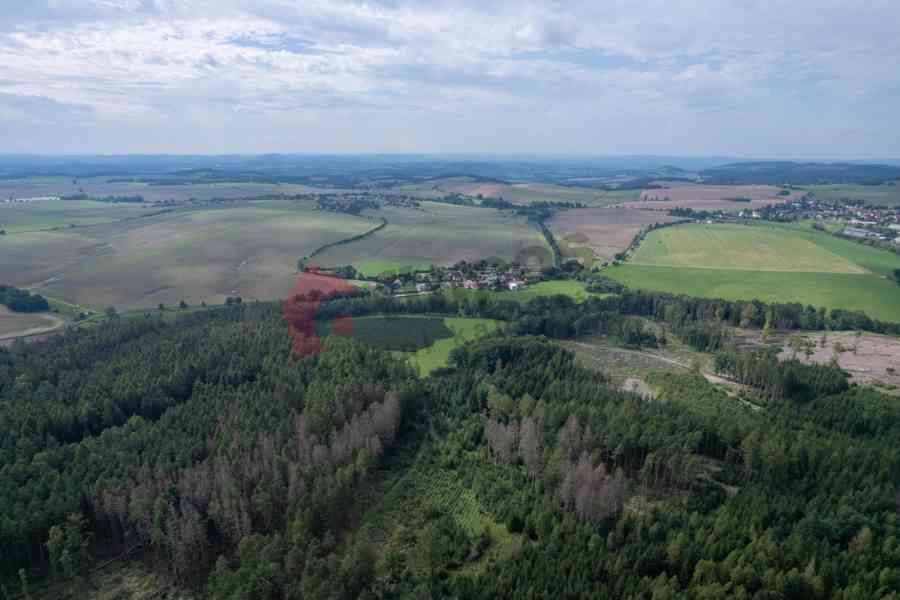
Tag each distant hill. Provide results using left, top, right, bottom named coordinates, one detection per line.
left=701, top=161, right=900, bottom=185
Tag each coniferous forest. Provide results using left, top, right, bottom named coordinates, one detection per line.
left=1, top=294, right=898, bottom=599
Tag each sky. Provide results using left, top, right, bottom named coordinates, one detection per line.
left=1, top=0, right=899, bottom=158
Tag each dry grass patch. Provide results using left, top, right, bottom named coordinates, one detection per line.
left=548, top=207, right=680, bottom=262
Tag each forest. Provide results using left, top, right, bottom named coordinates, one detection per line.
left=0, top=285, right=50, bottom=313
left=0, top=290, right=898, bottom=599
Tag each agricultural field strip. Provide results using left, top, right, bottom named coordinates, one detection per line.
left=1, top=202, right=376, bottom=310
left=628, top=223, right=879, bottom=274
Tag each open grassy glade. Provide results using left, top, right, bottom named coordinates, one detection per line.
left=321, top=314, right=502, bottom=375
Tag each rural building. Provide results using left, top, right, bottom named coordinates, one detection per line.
left=464, top=280, right=480, bottom=290
left=415, top=283, right=430, bottom=293
left=508, top=280, right=523, bottom=291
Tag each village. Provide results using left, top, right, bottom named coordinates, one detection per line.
left=753, top=194, right=900, bottom=245
left=319, top=261, right=537, bottom=295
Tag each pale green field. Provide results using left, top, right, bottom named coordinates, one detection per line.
left=406, top=317, right=502, bottom=375
left=314, top=202, right=551, bottom=276
left=630, top=223, right=865, bottom=273
left=608, top=222, right=900, bottom=322
left=355, top=259, right=435, bottom=278
left=0, top=199, right=152, bottom=233
left=0, top=176, right=340, bottom=205
left=805, top=183, right=900, bottom=207
left=398, top=177, right=635, bottom=207
left=0, top=202, right=374, bottom=310
left=444, top=280, right=602, bottom=304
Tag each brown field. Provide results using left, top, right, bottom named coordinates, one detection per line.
left=0, top=177, right=339, bottom=204
left=624, top=183, right=803, bottom=211
left=399, top=177, right=615, bottom=206
left=0, top=202, right=375, bottom=310
left=738, top=330, right=900, bottom=391
left=0, top=306, right=64, bottom=341
left=548, top=207, right=681, bottom=261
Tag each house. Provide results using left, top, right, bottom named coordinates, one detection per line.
left=507, top=280, right=523, bottom=291
left=415, top=283, right=430, bottom=293
left=464, top=279, right=480, bottom=290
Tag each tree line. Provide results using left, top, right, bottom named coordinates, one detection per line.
left=0, top=285, right=49, bottom=313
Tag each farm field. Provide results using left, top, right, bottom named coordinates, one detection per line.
left=0, top=201, right=375, bottom=310
left=608, top=222, right=900, bottom=321
left=0, top=199, right=155, bottom=233
left=313, top=202, right=552, bottom=276
left=609, top=265, right=900, bottom=322
left=0, top=307, right=64, bottom=340
left=629, top=223, right=867, bottom=272
left=0, top=176, right=338, bottom=204
left=805, top=182, right=900, bottom=207
left=548, top=207, right=681, bottom=262
left=626, top=182, right=801, bottom=211
left=399, top=176, right=629, bottom=206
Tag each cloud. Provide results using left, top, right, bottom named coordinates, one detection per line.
left=0, top=0, right=898, bottom=157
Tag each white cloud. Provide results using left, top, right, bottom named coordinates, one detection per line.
left=0, top=0, right=898, bottom=156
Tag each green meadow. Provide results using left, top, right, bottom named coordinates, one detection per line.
left=609, top=222, right=900, bottom=322
left=406, top=317, right=503, bottom=375
left=445, top=280, right=602, bottom=304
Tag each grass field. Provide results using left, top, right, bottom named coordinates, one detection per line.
left=322, top=314, right=501, bottom=375
left=0, top=199, right=154, bottom=233
left=628, top=183, right=801, bottom=211
left=406, top=317, right=502, bottom=375
left=0, top=201, right=375, bottom=310
left=313, top=202, right=551, bottom=276
left=321, top=314, right=454, bottom=351
left=445, top=280, right=603, bottom=303
left=805, top=182, right=900, bottom=207
left=608, top=222, right=900, bottom=321
left=629, top=223, right=866, bottom=273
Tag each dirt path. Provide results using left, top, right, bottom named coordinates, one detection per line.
left=0, top=311, right=65, bottom=343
